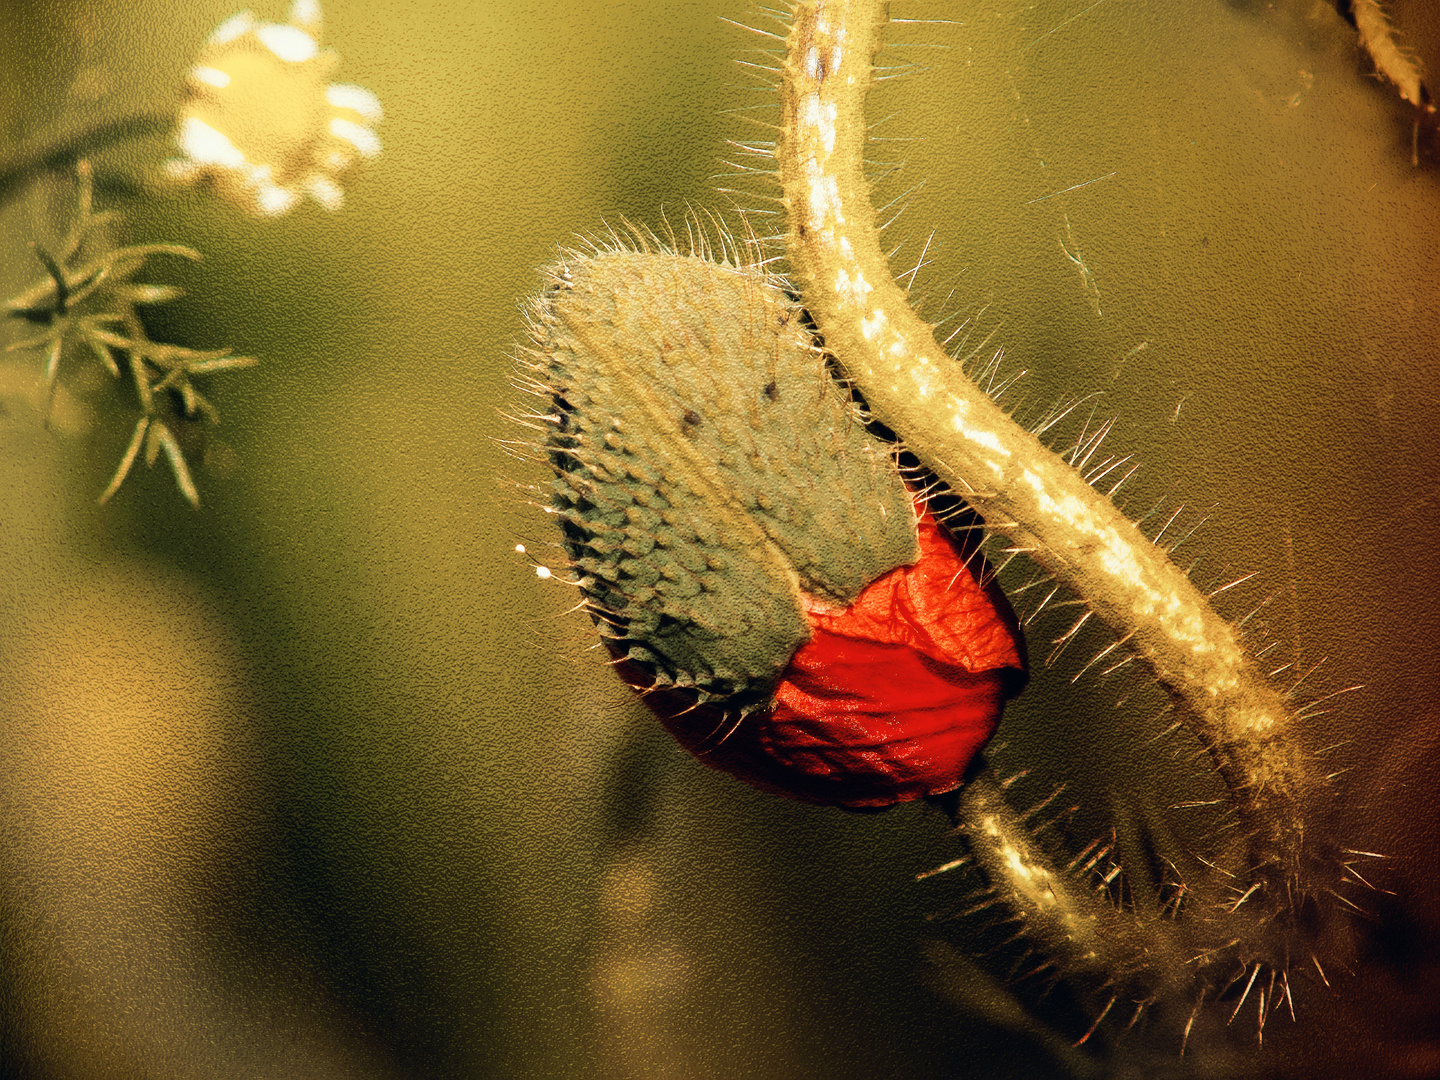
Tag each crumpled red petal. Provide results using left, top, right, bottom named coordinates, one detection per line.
left=623, top=503, right=1028, bottom=808
left=806, top=506, right=1026, bottom=679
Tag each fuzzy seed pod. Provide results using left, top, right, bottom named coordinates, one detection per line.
left=522, top=242, right=1026, bottom=808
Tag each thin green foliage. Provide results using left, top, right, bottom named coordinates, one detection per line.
left=4, top=160, right=255, bottom=506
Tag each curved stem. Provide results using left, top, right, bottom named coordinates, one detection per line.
left=0, top=113, right=172, bottom=209
left=955, top=771, right=1173, bottom=983
left=776, top=1, right=1320, bottom=908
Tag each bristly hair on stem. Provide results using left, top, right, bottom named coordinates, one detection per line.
left=774, top=0, right=1352, bottom=1045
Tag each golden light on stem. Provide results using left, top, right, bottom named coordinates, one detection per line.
left=776, top=0, right=1328, bottom=946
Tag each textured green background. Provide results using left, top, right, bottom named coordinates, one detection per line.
left=2, top=1, right=1437, bottom=1076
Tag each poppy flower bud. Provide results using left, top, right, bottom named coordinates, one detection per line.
left=616, top=501, right=1026, bottom=808
left=522, top=244, right=1026, bottom=808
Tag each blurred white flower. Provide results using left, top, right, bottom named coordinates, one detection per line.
left=165, top=0, right=382, bottom=216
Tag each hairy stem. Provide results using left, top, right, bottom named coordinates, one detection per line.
left=956, top=771, right=1174, bottom=984
left=776, top=1, right=1319, bottom=907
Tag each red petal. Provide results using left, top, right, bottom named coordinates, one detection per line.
left=621, top=502, right=1027, bottom=808
left=751, top=631, right=1010, bottom=806
left=807, top=505, right=1026, bottom=679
